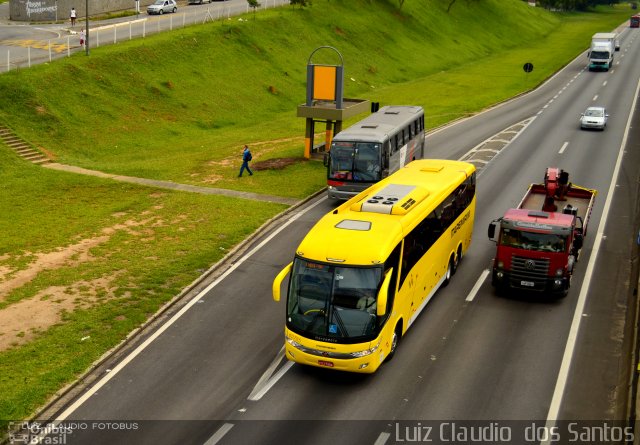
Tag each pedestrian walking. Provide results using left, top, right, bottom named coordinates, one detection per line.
left=70, top=7, right=77, bottom=26
left=238, top=145, right=253, bottom=177
left=79, top=29, right=86, bottom=47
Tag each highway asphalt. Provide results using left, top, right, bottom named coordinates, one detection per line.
left=2, top=6, right=639, bottom=444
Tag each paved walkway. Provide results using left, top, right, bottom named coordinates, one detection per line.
left=43, top=163, right=301, bottom=206
left=0, top=3, right=9, bottom=24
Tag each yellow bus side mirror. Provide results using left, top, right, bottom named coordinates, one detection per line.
left=376, top=268, right=394, bottom=317
left=273, top=262, right=293, bottom=302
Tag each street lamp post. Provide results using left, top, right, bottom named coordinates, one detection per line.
left=85, top=0, right=89, bottom=55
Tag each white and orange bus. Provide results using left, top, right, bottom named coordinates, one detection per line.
left=273, top=159, right=476, bottom=373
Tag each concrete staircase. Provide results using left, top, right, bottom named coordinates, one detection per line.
left=0, top=125, right=51, bottom=165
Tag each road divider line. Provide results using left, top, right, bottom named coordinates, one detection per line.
left=248, top=346, right=292, bottom=401
left=374, top=432, right=391, bottom=445
left=204, top=423, right=234, bottom=445
left=558, top=141, right=569, bottom=154
left=92, top=18, right=147, bottom=32
left=466, top=269, right=490, bottom=302
left=541, top=70, right=640, bottom=444
left=248, top=360, right=294, bottom=401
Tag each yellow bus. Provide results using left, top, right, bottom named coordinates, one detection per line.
left=273, top=159, right=476, bottom=373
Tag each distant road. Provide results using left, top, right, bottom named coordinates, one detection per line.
left=0, top=0, right=289, bottom=71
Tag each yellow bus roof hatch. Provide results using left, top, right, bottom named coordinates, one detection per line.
left=352, top=184, right=429, bottom=215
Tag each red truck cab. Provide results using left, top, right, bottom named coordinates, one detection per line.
left=488, top=168, right=595, bottom=297
left=490, top=208, right=581, bottom=296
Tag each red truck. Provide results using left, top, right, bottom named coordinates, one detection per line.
left=488, top=168, right=597, bottom=297
left=631, top=14, right=640, bottom=28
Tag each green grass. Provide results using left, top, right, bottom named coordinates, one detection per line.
left=0, top=1, right=630, bottom=195
left=0, top=146, right=287, bottom=423
left=0, top=0, right=634, bottom=427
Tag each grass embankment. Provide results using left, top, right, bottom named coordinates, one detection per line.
left=0, top=0, right=632, bottom=426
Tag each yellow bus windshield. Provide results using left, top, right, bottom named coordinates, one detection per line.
left=286, top=258, right=383, bottom=342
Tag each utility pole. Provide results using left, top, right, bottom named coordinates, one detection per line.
left=85, top=0, right=90, bottom=55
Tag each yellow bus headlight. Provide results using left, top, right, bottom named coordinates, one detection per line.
left=285, top=334, right=302, bottom=349
left=350, top=342, right=380, bottom=358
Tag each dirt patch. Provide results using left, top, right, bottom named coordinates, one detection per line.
left=202, top=174, right=224, bottom=184
left=203, top=147, right=308, bottom=184
left=0, top=204, right=166, bottom=351
left=38, top=145, right=57, bottom=161
left=0, top=236, right=110, bottom=301
left=252, top=157, right=306, bottom=171
left=207, top=158, right=236, bottom=168
left=0, top=276, right=120, bottom=351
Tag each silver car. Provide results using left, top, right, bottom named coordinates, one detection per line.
left=580, top=106, right=608, bottom=131
left=147, top=0, right=177, bottom=14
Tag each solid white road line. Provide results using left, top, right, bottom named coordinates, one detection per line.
left=53, top=197, right=327, bottom=422
left=540, top=71, right=640, bottom=445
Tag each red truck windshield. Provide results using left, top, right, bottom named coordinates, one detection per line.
left=500, top=228, right=566, bottom=253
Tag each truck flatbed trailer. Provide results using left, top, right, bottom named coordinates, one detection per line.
left=519, top=183, right=596, bottom=235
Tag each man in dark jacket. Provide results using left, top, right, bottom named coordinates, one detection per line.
left=238, top=145, right=253, bottom=177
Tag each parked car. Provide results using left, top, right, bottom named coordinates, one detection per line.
left=580, top=106, right=608, bottom=130
left=188, top=0, right=210, bottom=4
left=147, top=0, right=177, bottom=14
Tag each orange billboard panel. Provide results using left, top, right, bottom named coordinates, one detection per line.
left=313, top=65, right=336, bottom=101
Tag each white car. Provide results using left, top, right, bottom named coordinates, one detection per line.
left=147, top=0, right=177, bottom=14
left=580, top=106, right=608, bottom=131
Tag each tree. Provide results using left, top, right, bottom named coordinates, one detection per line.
left=535, top=0, right=611, bottom=10
left=290, top=0, right=312, bottom=7
left=247, top=0, right=261, bottom=19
